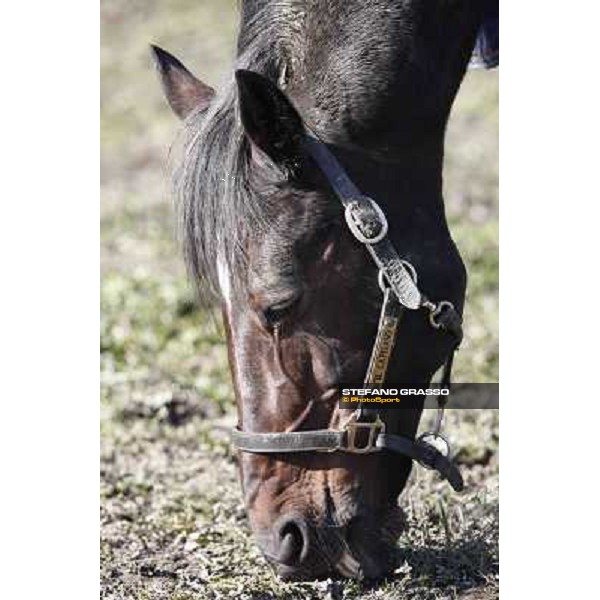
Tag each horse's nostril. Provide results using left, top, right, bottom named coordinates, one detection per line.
left=276, top=516, right=309, bottom=566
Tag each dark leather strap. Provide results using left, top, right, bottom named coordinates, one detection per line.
left=377, top=433, right=464, bottom=492
left=302, top=135, right=364, bottom=202
left=303, top=133, right=464, bottom=337
left=303, top=135, right=422, bottom=310
left=231, top=428, right=463, bottom=492
left=231, top=428, right=345, bottom=453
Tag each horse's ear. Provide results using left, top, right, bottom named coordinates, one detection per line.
left=151, top=45, right=215, bottom=119
left=235, top=70, right=304, bottom=168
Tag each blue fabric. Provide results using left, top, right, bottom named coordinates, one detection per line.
left=470, top=3, right=499, bottom=69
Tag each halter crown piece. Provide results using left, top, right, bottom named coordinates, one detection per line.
left=230, top=131, right=465, bottom=492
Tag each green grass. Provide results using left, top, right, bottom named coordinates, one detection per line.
left=101, top=1, right=498, bottom=598
left=453, top=220, right=499, bottom=382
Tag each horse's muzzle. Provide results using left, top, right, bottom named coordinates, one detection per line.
left=256, top=512, right=402, bottom=580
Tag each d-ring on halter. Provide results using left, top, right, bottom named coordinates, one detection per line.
left=230, top=131, right=465, bottom=493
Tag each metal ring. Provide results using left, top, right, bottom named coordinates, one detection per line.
left=421, top=297, right=436, bottom=311
left=429, top=300, right=455, bottom=330
left=416, top=431, right=451, bottom=469
left=344, top=197, right=389, bottom=245
left=377, top=269, right=389, bottom=293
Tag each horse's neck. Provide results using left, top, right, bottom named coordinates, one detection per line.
left=258, top=0, right=482, bottom=152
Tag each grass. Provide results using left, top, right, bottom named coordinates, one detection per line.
left=101, top=1, right=498, bottom=598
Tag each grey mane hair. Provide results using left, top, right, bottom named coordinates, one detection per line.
left=171, top=9, right=300, bottom=305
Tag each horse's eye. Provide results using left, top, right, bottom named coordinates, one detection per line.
left=263, top=295, right=301, bottom=327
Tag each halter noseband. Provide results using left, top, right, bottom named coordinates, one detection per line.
left=231, top=133, right=464, bottom=492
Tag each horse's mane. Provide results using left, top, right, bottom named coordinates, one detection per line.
left=173, top=5, right=303, bottom=303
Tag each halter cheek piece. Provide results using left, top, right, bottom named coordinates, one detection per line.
left=231, top=133, right=465, bottom=492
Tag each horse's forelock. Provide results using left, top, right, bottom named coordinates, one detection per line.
left=172, top=15, right=292, bottom=307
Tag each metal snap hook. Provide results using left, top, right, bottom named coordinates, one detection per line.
left=428, top=300, right=455, bottom=330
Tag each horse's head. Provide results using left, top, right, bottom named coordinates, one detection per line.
left=153, top=0, right=492, bottom=579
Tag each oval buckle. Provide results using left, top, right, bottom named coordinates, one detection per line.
left=344, top=197, right=389, bottom=244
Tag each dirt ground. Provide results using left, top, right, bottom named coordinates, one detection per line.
left=101, top=2, right=498, bottom=598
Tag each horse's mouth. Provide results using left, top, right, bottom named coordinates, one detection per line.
left=271, top=536, right=402, bottom=581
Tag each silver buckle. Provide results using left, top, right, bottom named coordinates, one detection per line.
left=344, top=197, right=389, bottom=244
left=342, top=414, right=385, bottom=454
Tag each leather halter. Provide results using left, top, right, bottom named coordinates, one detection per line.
left=231, top=133, right=465, bottom=492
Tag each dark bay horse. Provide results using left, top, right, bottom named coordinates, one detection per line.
left=153, top=0, right=495, bottom=581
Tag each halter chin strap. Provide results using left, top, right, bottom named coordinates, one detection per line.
left=231, top=421, right=464, bottom=492
left=230, top=132, right=465, bottom=493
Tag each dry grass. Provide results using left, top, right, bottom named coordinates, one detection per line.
left=101, top=1, right=498, bottom=598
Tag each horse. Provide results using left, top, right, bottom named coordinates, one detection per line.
left=152, top=0, right=496, bottom=581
